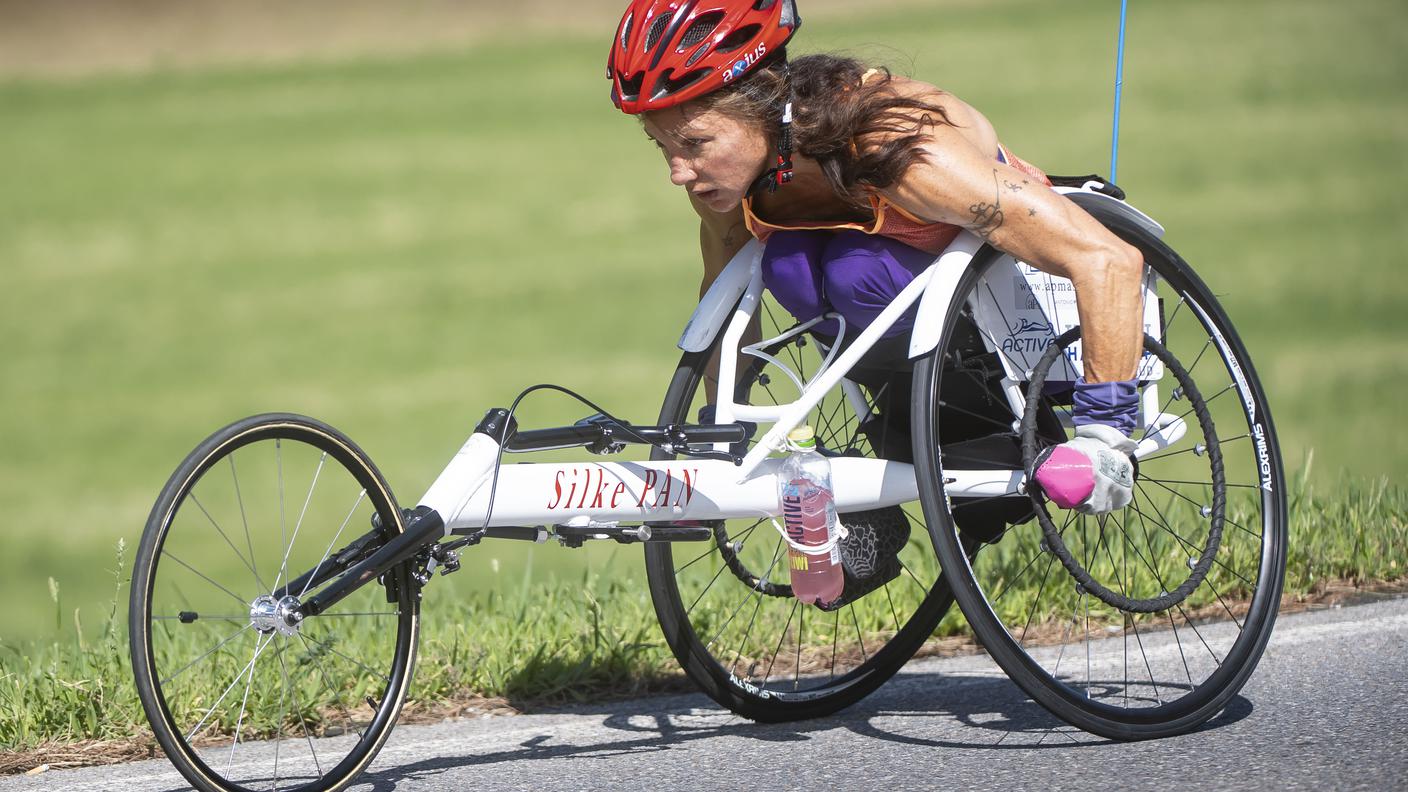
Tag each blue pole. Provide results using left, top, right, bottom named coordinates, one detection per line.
left=1110, top=0, right=1129, bottom=182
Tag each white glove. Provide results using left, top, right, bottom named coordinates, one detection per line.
left=1033, top=424, right=1138, bottom=514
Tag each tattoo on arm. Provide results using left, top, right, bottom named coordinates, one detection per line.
left=968, top=169, right=1005, bottom=241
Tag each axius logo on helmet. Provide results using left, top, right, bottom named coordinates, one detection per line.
left=722, top=42, right=768, bottom=84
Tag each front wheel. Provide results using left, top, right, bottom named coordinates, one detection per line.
left=913, top=198, right=1288, bottom=739
left=130, top=414, right=419, bottom=792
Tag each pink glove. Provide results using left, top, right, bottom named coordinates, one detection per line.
left=1033, top=424, right=1138, bottom=514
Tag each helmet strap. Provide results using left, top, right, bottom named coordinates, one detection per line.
left=747, top=58, right=796, bottom=197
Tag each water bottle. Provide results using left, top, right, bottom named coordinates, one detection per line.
left=779, top=426, right=843, bottom=606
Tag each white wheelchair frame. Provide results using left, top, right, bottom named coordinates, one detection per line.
left=417, top=186, right=1187, bottom=539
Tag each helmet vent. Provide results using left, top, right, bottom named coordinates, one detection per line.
left=678, top=12, right=725, bottom=51
left=715, top=23, right=762, bottom=54
left=645, top=13, right=672, bottom=51
left=652, top=68, right=710, bottom=101
left=683, top=42, right=709, bottom=69
left=620, top=13, right=633, bottom=51
left=618, top=72, right=645, bottom=100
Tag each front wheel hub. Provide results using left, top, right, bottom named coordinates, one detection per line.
left=249, top=594, right=304, bottom=636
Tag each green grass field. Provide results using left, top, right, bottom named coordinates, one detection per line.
left=1, top=0, right=1405, bottom=752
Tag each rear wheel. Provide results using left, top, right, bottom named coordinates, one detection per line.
left=913, top=198, right=1288, bottom=739
left=646, top=302, right=957, bottom=722
left=130, top=414, right=418, bottom=792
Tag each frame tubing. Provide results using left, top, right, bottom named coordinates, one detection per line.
left=435, top=452, right=924, bottom=533
left=505, top=422, right=747, bottom=453
left=731, top=258, right=940, bottom=479
left=297, top=509, right=445, bottom=618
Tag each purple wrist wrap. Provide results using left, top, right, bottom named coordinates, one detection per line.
left=1072, top=378, right=1139, bottom=436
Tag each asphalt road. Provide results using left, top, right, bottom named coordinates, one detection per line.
left=7, top=595, right=1407, bottom=792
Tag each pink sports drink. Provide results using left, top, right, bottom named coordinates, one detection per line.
left=779, top=426, right=843, bottom=606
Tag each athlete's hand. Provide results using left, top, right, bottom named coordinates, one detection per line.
left=1033, top=424, right=1138, bottom=514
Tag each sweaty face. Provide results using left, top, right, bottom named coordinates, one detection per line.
left=641, top=104, right=770, bottom=213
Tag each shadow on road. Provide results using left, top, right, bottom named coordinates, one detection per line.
left=251, top=672, right=1254, bottom=792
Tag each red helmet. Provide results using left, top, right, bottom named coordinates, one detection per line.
left=608, top=0, right=801, bottom=114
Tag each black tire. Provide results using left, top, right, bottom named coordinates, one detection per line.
left=645, top=302, right=957, bottom=722
left=913, top=196, right=1288, bottom=739
left=130, top=414, right=420, bottom=792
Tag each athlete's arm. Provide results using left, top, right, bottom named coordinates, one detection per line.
left=691, top=195, right=758, bottom=403
left=693, top=195, right=750, bottom=295
left=870, top=107, right=1145, bottom=384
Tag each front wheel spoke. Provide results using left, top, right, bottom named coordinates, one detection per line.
left=185, top=630, right=273, bottom=743
left=275, top=452, right=329, bottom=591
left=190, top=492, right=268, bottom=592
left=274, top=636, right=289, bottom=789
left=227, top=631, right=268, bottom=771
left=1098, top=517, right=1128, bottom=597
left=163, top=552, right=250, bottom=609
left=297, top=489, right=369, bottom=599
left=229, top=454, right=261, bottom=590
left=300, top=630, right=391, bottom=684
left=160, top=624, right=254, bottom=687
left=297, top=633, right=364, bottom=736
left=279, top=638, right=323, bottom=777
